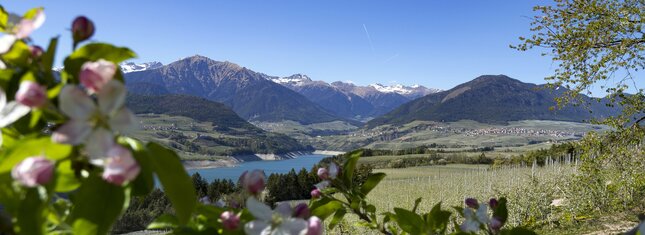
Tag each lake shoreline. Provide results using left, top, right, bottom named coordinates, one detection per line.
left=182, top=150, right=344, bottom=170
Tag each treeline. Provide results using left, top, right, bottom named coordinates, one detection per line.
left=339, top=145, right=495, bottom=159
left=112, top=174, right=239, bottom=233
left=493, top=142, right=579, bottom=167
left=112, top=161, right=373, bottom=233
left=155, top=130, right=314, bottom=156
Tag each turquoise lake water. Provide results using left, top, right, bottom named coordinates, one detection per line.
left=187, top=154, right=328, bottom=182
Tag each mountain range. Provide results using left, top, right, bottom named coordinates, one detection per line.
left=367, top=75, right=620, bottom=128
left=122, top=57, right=619, bottom=132
left=269, top=74, right=439, bottom=120
left=124, top=56, right=346, bottom=124
left=124, top=56, right=438, bottom=123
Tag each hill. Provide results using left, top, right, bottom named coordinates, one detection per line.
left=126, top=94, right=313, bottom=157
left=368, top=75, right=620, bottom=127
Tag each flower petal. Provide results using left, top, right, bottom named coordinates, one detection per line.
left=0, top=101, right=30, bottom=127
left=0, top=88, right=6, bottom=110
left=85, top=128, right=114, bottom=161
left=476, top=204, right=489, bottom=224
left=97, top=80, right=126, bottom=116
left=0, top=35, right=17, bottom=54
left=244, top=220, right=271, bottom=235
left=51, top=119, right=92, bottom=145
left=109, top=108, right=137, bottom=134
left=274, top=218, right=308, bottom=235
left=59, top=85, right=96, bottom=120
left=14, top=10, right=45, bottom=39
left=246, top=197, right=273, bottom=222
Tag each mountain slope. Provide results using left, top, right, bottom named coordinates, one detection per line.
left=269, top=75, right=441, bottom=120
left=271, top=74, right=375, bottom=120
left=126, top=94, right=312, bottom=155
left=368, top=75, right=620, bottom=127
left=331, top=81, right=413, bottom=116
left=124, top=56, right=344, bottom=124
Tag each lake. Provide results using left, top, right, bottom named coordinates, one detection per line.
left=187, top=154, right=329, bottom=182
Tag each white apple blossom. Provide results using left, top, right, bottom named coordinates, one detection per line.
left=0, top=9, right=45, bottom=63
left=328, top=162, right=339, bottom=179
left=244, top=197, right=309, bottom=235
left=52, top=80, right=137, bottom=164
left=0, top=87, right=31, bottom=144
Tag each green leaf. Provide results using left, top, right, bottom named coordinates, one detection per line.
left=342, top=152, right=360, bottom=187
left=2, top=40, right=31, bottom=67
left=426, top=202, right=451, bottom=234
left=147, top=214, right=179, bottom=230
left=22, top=7, right=43, bottom=20
left=41, top=37, right=59, bottom=86
left=53, top=160, right=80, bottom=192
left=394, top=207, right=424, bottom=234
left=70, top=175, right=127, bottom=235
left=0, top=136, right=72, bottom=174
left=360, top=172, right=385, bottom=195
left=63, top=43, right=136, bottom=83
left=147, top=142, right=196, bottom=224
left=0, top=6, right=8, bottom=31
left=494, top=197, right=509, bottom=224
left=119, top=138, right=153, bottom=196
left=311, top=200, right=343, bottom=220
left=68, top=43, right=136, bottom=63
left=328, top=208, right=346, bottom=230
left=412, top=197, right=423, bottom=213
left=16, top=188, right=46, bottom=235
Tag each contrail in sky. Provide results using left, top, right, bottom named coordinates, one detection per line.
left=363, top=24, right=375, bottom=54
left=383, top=53, right=400, bottom=63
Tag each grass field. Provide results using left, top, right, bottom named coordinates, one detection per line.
left=329, top=164, right=584, bottom=234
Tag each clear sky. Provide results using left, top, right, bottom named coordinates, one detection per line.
left=4, top=1, right=566, bottom=90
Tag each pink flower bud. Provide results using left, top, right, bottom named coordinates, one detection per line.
left=11, top=157, right=54, bottom=187
left=306, top=216, right=323, bottom=235
left=30, top=45, right=44, bottom=58
left=317, top=167, right=329, bottom=180
left=293, top=203, right=310, bottom=219
left=465, top=198, right=479, bottom=209
left=79, top=59, right=116, bottom=93
left=102, top=145, right=140, bottom=186
left=219, top=211, right=240, bottom=230
left=15, top=81, right=47, bottom=107
left=310, top=189, right=322, bottom=199
left=72, top=16, right=95, bottom=43
left=489, top=198, right=499, bottom=209
left=328, top=163, right=339, bottom=179
left=239, top=170, right=265, bottom=195
left=489, top=216, right=503, bottom=231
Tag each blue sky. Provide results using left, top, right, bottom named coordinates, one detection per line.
left=5, top=1, right=562, bottom=90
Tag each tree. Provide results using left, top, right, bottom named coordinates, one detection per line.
left=513, top=0, right=644, bottom=128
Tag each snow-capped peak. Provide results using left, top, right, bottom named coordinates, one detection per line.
left=368, top=83, right=442, bottom=96
left=120, top=61, right=163, bottom=73
left=270, top=74, right=312, bottom=86
left=369, top=83, right=414, bottom=94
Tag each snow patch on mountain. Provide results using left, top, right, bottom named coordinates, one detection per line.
left=270, top=74, right=312, bottom=86
left=120, top=61, right=163, bottom=73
